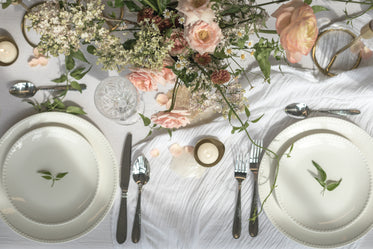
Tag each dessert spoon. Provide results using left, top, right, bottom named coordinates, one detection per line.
left=285, top=103, right=360, bottom=119
left=9, top=81, right=87, bottom=98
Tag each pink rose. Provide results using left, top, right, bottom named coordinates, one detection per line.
left=128, top=68, right=160, bottom=91
left=161, top=56, right=177, bottom=84
left=151, top=110, right=190, bottom=129
left=169, top=30, right=189, bottom=56
left=128, top=58, right=176, bottom=91
left=185, top=20, right=223, bottom=55
left=177, top=0, right=215, bottom=26
left=272, top=0, right=318, bottom=63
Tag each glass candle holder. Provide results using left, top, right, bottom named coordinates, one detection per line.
left=194, top=137, right=225, bottom=167
left=0, top=36, right=19, bottom=66
left=94, top=76, right=144, bottom=125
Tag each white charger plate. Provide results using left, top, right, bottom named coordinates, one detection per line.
left=0, top=113, right=118, bottom=243
left=258, top=117, right=373, bottom=248
left=3, top=126, right=99, bottom=225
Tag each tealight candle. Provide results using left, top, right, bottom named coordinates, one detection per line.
left=0, top=40, right=18, bottom=64
left=197, top=142, right=219, bottom=165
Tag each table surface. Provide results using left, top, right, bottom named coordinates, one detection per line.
left=1, top=0, right=373, bottom=248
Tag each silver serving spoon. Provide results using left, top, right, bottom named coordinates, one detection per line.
left=285, top=103, right=360, bottom=119
left=9, top=81, right=87, bottom=98
left=131, top=154, right=150, bottom=243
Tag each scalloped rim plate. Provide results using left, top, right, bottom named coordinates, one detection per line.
left=259, top=117, right=373, bottom=248
left=0, top=113, right=118, bottom=243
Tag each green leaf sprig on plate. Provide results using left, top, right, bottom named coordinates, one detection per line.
left=312, top=160, right=342, bottom=195
left=38, top=170, right=68, bottom=188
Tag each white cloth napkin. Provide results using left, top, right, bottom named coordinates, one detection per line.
left=111, top=63, right=373, bottom=249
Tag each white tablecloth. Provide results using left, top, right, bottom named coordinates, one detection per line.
left=0, top=1, right=373, bottom=248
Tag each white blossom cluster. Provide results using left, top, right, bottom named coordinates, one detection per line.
left=26, top=0, right=106, bottom=56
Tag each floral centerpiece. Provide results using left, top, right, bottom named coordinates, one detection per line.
left=18, top=0, right=372, bottom=131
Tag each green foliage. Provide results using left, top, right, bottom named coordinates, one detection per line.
left=312, top=5, right=329, bottom=13
left=38, top=170, right=68, bottom=187
left=311, top=160, right=342, bottom=195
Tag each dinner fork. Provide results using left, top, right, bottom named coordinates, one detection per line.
left=233, top=152, right=249, bottom=239
left=249, top=140, right=263, bottom=237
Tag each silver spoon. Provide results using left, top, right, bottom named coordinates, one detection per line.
left=9, top=81, right=87, bottom=98
left=131, top=154, right=150, bottom=243
left=285, top=103, right=360, bottom=119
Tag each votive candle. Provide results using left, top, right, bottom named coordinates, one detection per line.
left=0, top=40, right=18, bottom=64
left=196, top=142, right=219, bottom=165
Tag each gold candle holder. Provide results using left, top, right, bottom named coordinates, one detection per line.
left=0, top=36, right=19, bottom=66
left=194, top=137, right=225, bottom=167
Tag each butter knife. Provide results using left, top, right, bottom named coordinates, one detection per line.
left=116, top=133, right=132, bottom=244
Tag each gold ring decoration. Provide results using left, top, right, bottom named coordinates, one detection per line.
left=103, top=7, right=125, bottom=31
left=0, top=36, right=19, bottom=66
left=312, top=29, right=362, bottom=77
left=21, top=1, right=46, bottom=48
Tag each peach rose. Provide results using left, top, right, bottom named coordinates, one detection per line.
left=128, top=68, right=160, bottom=91
left=128, top=57, right=176, bottom=91
left=177, top=0, right=215, bottom=26
left=151, top=110, right=190, bottom=129
left=161, top=56, right=177, bottom=84
left=185, top=20, right=223, bottom=55
left=272, top=0, right=318, bottom=63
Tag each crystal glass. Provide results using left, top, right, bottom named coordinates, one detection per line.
left=94, top=76, right=144, bottom=125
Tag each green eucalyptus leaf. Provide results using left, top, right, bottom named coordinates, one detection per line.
left=65, top=55, right=75, bottom=71
left=312, top=160, right=327, bottom=182
left=87, top=45, right=96, bottom=55
left=314, top=177, right=326, bottom=188
left=56, top=172, right=68, bottom=179
left=66, top=106, right=86, bottom=115
left=53, top=98, right=66, bottom=109
left=312, top=5, right=329, bottom=13
left=70, top=81, right=82, bottom=93
left=52, top=74, right=67, bottom=83
left=42, top=175, right=53, bottom=180
left=70, top=66, right=91, bottom=80
left=326, top=179, right=342, bottom=191
left=124, top=0, right=141, bottom=11
left=70, top=49, right=89, bottom=63
left=38, top=170, right=52, bottom=175
left=139, top=113, right=151, bottom=126
left=251, top=114, right=264, bottom=123
left=244, top=106, right=251, bottom=118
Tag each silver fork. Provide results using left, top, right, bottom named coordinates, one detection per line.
left=249, top=140, right=263, bottom=237
left=232, top=152, right=249, bottom=239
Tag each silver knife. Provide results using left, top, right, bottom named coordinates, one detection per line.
left=116, top=133, right=132, bottom=244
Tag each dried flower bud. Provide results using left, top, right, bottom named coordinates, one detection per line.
left=137, top=7, right=155, bottom=23
left=211, top=69, right=231, bottom=85
left=194, top=53, right=212, bottom=65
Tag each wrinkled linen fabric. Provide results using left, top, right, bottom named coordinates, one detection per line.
left=111, top=63, right=373, bottom=249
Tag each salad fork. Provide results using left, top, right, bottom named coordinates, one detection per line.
left=249, top=140, right=263, bottom=237
left=233, top=152, right=249, bottom=239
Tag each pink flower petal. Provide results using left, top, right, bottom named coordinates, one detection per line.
left=150, top=148, right=160, bottom=157
left=33, top=47, right=40, bottom=57
left=38, top=56, right=49, bottom=66
left=156, top=93, right=169, bottom=106
left=28, top=58, right=39, bottom=67
left=184, top=145, right=194, bottom=154
left=169, top=143, right=183, bottom=157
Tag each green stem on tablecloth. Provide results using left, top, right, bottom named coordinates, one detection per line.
left=215, top=85, right=280, bottom=221
left=258, top=29, right=278, bottom=34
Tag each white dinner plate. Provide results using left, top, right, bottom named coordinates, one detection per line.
left=3, top=126, right=98, bottom=225
left=258, top=117, right=373, bottom=248
left=0, top=113, right=118, bottom=243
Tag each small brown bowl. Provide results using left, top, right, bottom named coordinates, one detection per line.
left=194, top=138, right=225, bottom=167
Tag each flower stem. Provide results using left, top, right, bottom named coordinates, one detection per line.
left=167, top=78, right=180, bottom=112
left=251, top=0, right=288, bottom=8
left=215, top=85, right=280, bottom=220
left=258, top=29, right=278, bottom=34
